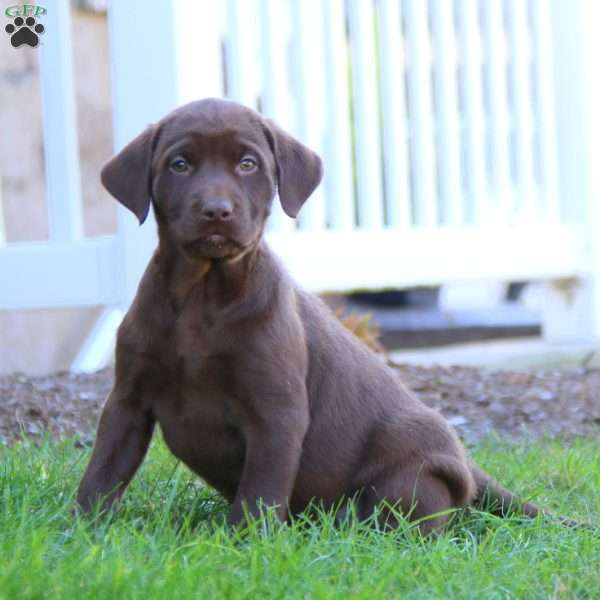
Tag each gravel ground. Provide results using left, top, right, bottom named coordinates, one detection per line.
left=1, top=362, right=599, bottom=446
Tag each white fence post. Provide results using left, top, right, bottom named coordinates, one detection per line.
left=377, top=0, right=411, bottom=229
left=39, top=0, right=82, bottom=242
left=260, top=0, right=296, bottom=233
left=506, top=0, right=537, bottom=222
left=347, top=0, right=384, bottom=229
left=430, top=0, right=462, bottom=227
left=291, top=0, right=327, bottom=231
left=323, top=0, right=355, bottom=231
left=530, top=0, right=560, bottom=223
left=403, top=0, right=437, bottom=227
left=456, top=0, right=487, bottom=225
left=481, top=0, right=512, bottom=225
left=542, top=0, right=600, bottom=340
left=173, top=1, right=224, bottom=103
left=225, top=0, right=260, bottom=107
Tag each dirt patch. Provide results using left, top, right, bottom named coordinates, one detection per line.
left=393, top=363, right=600, bottom=442
left=0, top=369, right=111, bottom=446
left=1, top=364, right=599, bottom=446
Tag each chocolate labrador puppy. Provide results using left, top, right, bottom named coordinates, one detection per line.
left=77, top=98, right=552, bottom=532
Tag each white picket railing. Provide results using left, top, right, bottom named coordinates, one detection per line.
left=1, top=0, right=600, bottom=371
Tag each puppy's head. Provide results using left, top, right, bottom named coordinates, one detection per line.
left=101, top=98, right=323, bottom=260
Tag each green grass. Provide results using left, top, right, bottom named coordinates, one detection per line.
left=1, top=434, right=599, bottom=599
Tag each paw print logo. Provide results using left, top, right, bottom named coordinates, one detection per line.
left=5, top=16, right=44, bottom=48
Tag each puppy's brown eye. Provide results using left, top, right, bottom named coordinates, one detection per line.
left=170, top=156, right=189, bottom=173
left=238, top=157, right=257, bottom=173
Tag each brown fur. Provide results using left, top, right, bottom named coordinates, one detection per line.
left=77, top=98, right=564, bottom=533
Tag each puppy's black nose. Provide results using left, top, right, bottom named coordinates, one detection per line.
left=201, top=197, right=234, bottom=221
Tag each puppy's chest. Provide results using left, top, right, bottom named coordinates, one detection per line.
left=151, top=317, right=245, bottom=470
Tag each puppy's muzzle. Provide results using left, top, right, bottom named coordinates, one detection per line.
left=200, top=196, right=234, bottom=222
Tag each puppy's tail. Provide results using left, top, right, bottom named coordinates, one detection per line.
left=469, top=460, right=581, bottom=528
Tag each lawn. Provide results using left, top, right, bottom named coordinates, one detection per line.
left=1, top=434, right=598, bottom=599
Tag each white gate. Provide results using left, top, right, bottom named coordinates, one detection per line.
left=1, top=0, right=600, bottom=371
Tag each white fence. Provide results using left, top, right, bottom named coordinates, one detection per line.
left=1, top=0, right=600, bottom=371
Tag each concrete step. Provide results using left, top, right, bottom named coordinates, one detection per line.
left=390, top=337, right=600, bottom=371
left=335, top=298, right=541, bottom=349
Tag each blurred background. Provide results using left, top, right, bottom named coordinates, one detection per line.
left=1, top=0, right=600, bottom=375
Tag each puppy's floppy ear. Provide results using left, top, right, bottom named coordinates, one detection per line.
left=101, top=125, right=156, bottom=225
left=263, top=120, right=323, bottom=218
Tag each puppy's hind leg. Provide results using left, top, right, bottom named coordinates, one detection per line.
left=359, top=455, right=476, bottom=534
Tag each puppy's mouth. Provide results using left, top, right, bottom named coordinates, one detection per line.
left=181, top=234, right=238, bottom=259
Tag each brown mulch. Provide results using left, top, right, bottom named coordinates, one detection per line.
left=393, top=363, right=600, bottom=442
left=1, top=363, right=599, bottom=446
left=0, top=369, right=112, bottom=446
